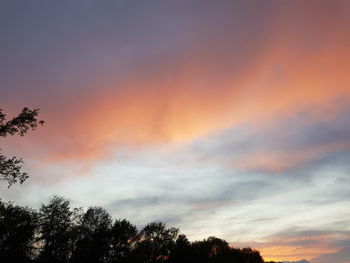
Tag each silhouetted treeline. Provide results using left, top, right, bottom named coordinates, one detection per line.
left=0, top=196, right=280, bottom=263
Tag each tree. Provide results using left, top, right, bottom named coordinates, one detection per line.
left=37, top=196, right=73, bottom=263
left=168, top=234, right=192, bottom=263
left=135, top=221, right=179, bottom=263
left=0, top=199, right=38, bottom=263
left=0, top=107, right=44, bottom=187
left=71, top=207, right=112, bottom=263
left=239, top=247, right=264, bottom=263
left=109, top=219, right=138, bottom=263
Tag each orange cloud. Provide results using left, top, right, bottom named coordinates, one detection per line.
left=260, top=244, right=337, bottom=262
left=233, top=141, right=350, bottom=173
left=237, top=232, right=349, bottom=262
left=37, top=47, right=350, bottom=162
left=13, top=2, right=350, bottom=163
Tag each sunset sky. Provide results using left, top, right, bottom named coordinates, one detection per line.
left=1, top=1, right=350, bottom=262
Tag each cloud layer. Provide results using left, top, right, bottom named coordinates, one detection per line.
left=1, top=1, right=350, bottom=262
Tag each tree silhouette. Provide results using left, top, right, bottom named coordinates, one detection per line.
left=0, top=199, right=38, bottom=263
left=168, top=234, right=192, bottom=263
left=240, top=247, right=264, bottom=263
left=37, top=196, right=73, bottom=263
left=0, top=107, right=44, bottom=187
left=0, top=196, right=275, bottom=263
left=135, top=222, right=179, bottom=263
left=71, top=207, right=112, bottom=263
left=109, top=219, right=138, bottom=263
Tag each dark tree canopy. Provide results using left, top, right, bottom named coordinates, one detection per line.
left=37, top=196, right=74, bottom=263
left=136, top=221, right=179, bottom=263
left=72, top=207, right=112, bottom=263
left=0, top=200, right=38, bottom=263
left=0, top=107, right=44, bottom=187
left=109, top=219, right=138, bottom=263
left=0, top=196, right=281, bottom=263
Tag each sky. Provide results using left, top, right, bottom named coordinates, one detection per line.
left=1, top=1, right=350, bottom=262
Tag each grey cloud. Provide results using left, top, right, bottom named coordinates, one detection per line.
left=313, top=246, right=350, bottom=263
left=268, top=228, right=350, bottom=240
left=106, top=178, right=275, bottom=212
left=101, top=171, right=279, bottom=231
left=107, top=196, right=164, bottom=210
left=181, top=105, right=350, bottom=179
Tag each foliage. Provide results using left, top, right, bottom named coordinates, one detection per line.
left=0, top=196, right=280, bottom=263
left=0, top=108, right=44, bottom=137
left=135, top=221, right=179, bottom=263
left=37, top=196, right=74, bottom=263
left=0, top=154, right=29, bottom=186
left=72, top=207, right=112, bottom=263
left=0, top=200, right=38, bottom=263
left=0, top=107, right=44, bottom=187
left=110, top=219, right=138, bottom=263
